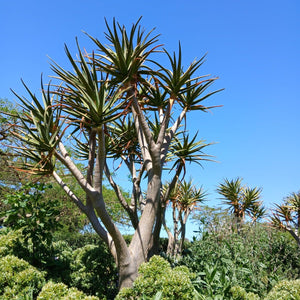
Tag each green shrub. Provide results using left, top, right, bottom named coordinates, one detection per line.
left=0, top=255, right=45, bottom=299
left=181, top=224, right=300, bottom=297
left=37, top=281, right=99, bottom=300
left=43, top=240, right=73, bottom=283
left=116, top=255, right=196, bottom=299
left=70, top=243, right=118, bottom=299
left=0, top=228, right=24, bottom=257
left=0, top=227, right=73, bottom=284
left=0, top=229, right=117, bottom=298
left=230, top=286, right=260, bottom=300
left=1, top=183, right=61, bottom=245
left=0, top=183, right=62, bottom=269
left=264, top=279, right=300, bottom=300
left=191, top=263, right=232, bottom=298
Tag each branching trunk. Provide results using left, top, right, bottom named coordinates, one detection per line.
left=285, top=226, right=300, bottom=249
left=148, top=199, right=163, bottom=258
left=290, top=231, right=300, bottom=249
left=129, top=172, right=161, bottom=267
left=179, top=208, right=191, bottom=254
left=163, top=212, right=175, bottom=256
left=55, top=138, right=137, bottom=288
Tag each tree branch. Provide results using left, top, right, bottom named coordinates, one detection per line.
left=160, top=108, right=187, bottom=164
left=52, top=170, right=117, bottom=258
left=52, top=171, right=87, bottom=213
left=104, top=161, right=139, bottom=229
left=55, top=141, right=94, bottom=194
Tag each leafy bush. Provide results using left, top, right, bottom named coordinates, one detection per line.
left=116, top=255, right=196, bottom=299
left=0, top=228, right=117, bottom=298
left=1, top=183, right=61, bottom=241
left=181, top=223, right=300, bottom=297
left=264, top=279, right=300, bottom=300
left=0, top=227, right=72, bottom=282
left=70, top=243, right=118, bottom=299
left=0, top=228, right=25, bottom=257
left=192, top=263, right=232, bottom=299
left=37, top=281, right=99, bottom=300
left=0, top=255, right=45, bottom=299
left=43, top=240, right=72, bottom=283
left=1, top=183, right=62, bottom=267
left=230, top=286, right=260, bottom=300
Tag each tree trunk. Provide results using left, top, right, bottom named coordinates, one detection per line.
left=147, top=202, right=163, bottom=259
left=166, top=233, right=175, bottom=256
left=179, top=211, right=187, bottom=254
left=118, top=255, right=138, bottom=289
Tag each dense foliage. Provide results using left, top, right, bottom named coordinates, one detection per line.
left=116, top=255, right=196, bottom=299
left=0, top=227, right=118, bottom=299
left=37, top=282, right=99, bottom=300
left=0, top=255, right=45, bottom=299
left=179, top=223, right=300, bottom=298
left=1, top=200, right=300, bottom=299
left=0, top=178, right=299, bottom=299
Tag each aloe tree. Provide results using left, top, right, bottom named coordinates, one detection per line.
left=8, top=18, right=221, bottom=288
left=270, top=192, right=300, bottom=248
left=160, top=132, right=211, bottom=256
left=0, top=99, right=23, bottom=196
left=217, top=178, right=264, bottom=231
left=163, top=179, right=206, bottom=256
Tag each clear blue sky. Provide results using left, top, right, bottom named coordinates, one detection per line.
left=1, top=1, right=299, bottom=237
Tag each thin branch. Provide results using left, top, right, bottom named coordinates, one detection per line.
left=53, top=170, right=116, bottom=257
left=161, top=108, right=187, bottom=163
left=129, top=88, right=157, bottom=154
left=156, top=100, right=171, bottom=150
left=86, top=130, right=96, bottom=208
left=104, top=161, right=139, bottom=229
left=55, top=141, right=94, bottom=194
left=52, top=170, right=87, bottom=214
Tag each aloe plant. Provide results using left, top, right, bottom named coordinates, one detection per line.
left=9, top=18, right=221, bottom=289
left=270, top=191, right=300, bottom=248
left=217, top=178, right=264, bottom=231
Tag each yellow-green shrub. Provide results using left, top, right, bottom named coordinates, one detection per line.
left=264, top=279, right=300, bottom=300
left=116, top=255, right=196, bottom=299
left=230, top=286, right=260, bottom=300
left=37, top=281, right=99, bottom=300
left=0, top=229, right=24, bottom=257
left=0, top=255, right=45, bottom=299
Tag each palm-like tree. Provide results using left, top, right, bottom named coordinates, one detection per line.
left=163, top=179, right=206, bottom=256
left=9, top=18, right=221, bottom=288
left=249, top=202, right=267, bottom=225
left=270, top=192, right=300, bottom=247
left=217, top=178, right=263, bottom=231
left=147, top=131, right=213, bottom=256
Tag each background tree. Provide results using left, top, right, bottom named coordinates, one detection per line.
left=0, top=99, right=25, bottom=227
left=0, top=183, right=61, bottom=267
left=270, top=191, right=300, bottom=248
left=163, top=179, right=206, bottom=256
left=0, top=99, right=23, bottom=196
left=217, top=177, right=264, bottom=232
left=8, top=18, right=221, bottom=288
left=156, top=132, right=213, bottom=256
left=192, top=206, right=234, bottom=237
